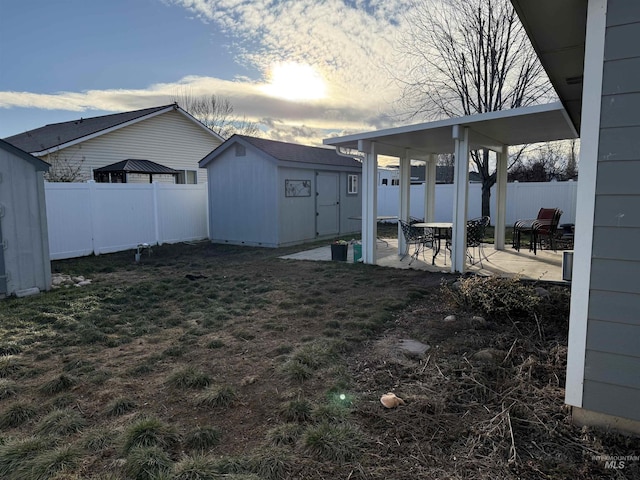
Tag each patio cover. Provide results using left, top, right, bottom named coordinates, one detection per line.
left=323, top=102, right=578, bottom=272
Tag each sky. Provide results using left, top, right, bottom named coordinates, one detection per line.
left=0, top=0, right=418, bottom=147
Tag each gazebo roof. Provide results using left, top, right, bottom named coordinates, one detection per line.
left=324, top=102, right=577, bottom=159
left=94, top=159, right=178, bottom=175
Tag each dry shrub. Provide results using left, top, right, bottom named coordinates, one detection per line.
left=444, top=276, right=541, bottom=318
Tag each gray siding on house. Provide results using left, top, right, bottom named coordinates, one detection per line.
left=588, top=290, right=639, bottom=326
left=584, top=351, right=640, bottom=390
left=584, top=0, right=640, bottom=422
left=583, top=381, right=640, bottom=422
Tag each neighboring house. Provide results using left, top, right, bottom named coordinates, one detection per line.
left=3, top=104, right=223, bottom=184
left=511, top=0, right=640, bottom=434
left=0, top=139, right=51, bottom=297
left=199, top=135, right=362, bottom=247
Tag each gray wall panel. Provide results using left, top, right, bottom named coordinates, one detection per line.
left=585, top=350, right=640, bottom=389
left=602, top=58, right=640, bottom=95
left=585, top=0, right=640, bottom=425
left=594, top=160, right=640, bottom=194
left=604, top=23, right=640, bottom=61
left=586, top=319, right=640, bottom=357
left=583, top=381, right=640, bottom=422
left=592, top=226, right=640, bottom=260
left=594, top=195, right=640, bottom=227
left=600, top=92, right=640, bottom=128
left=598, top=126, right=640, bottom=161
left=589, top=290, right=640, bottom=326
left=590, top=258, right=640, bottom=294
left=606, top=0, right=640, bottom=27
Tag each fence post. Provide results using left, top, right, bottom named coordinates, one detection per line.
left=153, top=182, right=161, bottom=246
left=87, top=180, right=99, bottom=255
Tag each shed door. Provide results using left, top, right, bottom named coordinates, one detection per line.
left=0, top=216, right=6, bottom=295
left=316, top=172, right=340, bottom=237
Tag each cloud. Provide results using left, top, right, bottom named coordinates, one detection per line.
left=1, top=0, right=417, bottom=146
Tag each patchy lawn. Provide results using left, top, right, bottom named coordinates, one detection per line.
left=0, top=241, right=637, bottom=479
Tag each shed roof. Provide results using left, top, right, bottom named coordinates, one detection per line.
left=4, top=104, right=223, bottom=155
left=94, top=159, right=178, bottom=174
left=0, top=139, right=50, bottom=171
left=200, top=135, right=362, bottom=169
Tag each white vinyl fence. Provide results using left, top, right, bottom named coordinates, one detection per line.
left=377, top=181, right=578, bottom=225
left=44, top=180, right=576, bottom=260
left=45, top=181, right=208, bottom=260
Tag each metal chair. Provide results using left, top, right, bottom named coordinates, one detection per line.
left=534, top=208, right=563, bottom=251
left=466, top=216, right=490, bottom=266
left=399, top=219, right=433, bottom=264
left=513, top=208, right=562, bottom=254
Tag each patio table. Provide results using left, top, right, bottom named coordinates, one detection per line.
left=413, top=222, right=452, bottom=265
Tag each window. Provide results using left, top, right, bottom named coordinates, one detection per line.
left=347, top=174, right=358, bottom=195
left=235, top=144, right=246, bottom=156
left=381, top=178, right=388, bottom=186
left=391, top=179, right=399, bottom=186
left=177, top=170, right=197, bottom=184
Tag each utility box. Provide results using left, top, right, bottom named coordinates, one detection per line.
left=562, top=251, right=573, bottom=282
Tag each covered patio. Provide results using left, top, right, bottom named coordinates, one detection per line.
left=281, top=238, right=566, bottom=282
left=323, top=102, right=577, bottom=273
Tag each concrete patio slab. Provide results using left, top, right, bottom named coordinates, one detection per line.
left=279, top=238, right=567, bottom=283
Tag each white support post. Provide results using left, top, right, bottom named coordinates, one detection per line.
left=494, top=146, right=508, bottom=250
left=424, top=154, right=436, bottom=222
left=398, top=151, right=411, bottom=255
left=359, top=141, right=378, bottom=264
left=452, top=126, right=469, bottom=273
left=565, top=0, right=607, bottom=409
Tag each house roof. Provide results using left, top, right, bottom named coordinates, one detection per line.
left=324, top=102, right=577, bottom=159
left=94, top=159, right=178, bottom=174
left=4, top=104, right=223, bottom=155
left=0, top=138, right=50, bottom=172
left=510, top=0, right=587, bottom=133
left=200, top=135, right=362, bottom=169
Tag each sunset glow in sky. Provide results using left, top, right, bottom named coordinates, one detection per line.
left=0, top=0, right=414, bottom=145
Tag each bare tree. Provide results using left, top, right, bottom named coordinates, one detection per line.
left=509, top=140, right=580, bottom=182
left=42, top=144, right=86, bottom=182
left=397, top=0, right=554, bottom=216
left=565, top=139, right=579, bottom=180
left=173, top=90, right=259, bottom=139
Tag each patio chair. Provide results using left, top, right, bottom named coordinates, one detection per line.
left=466, top=216, right=490, bottom=266
left=399, top=219, right=433, bottom=264
left=534, top=208, right=563, bottom=251
left=513, top=208, right=562, bottom=254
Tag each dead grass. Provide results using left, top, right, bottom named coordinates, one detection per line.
left=0, top=241, right=637, bottom=479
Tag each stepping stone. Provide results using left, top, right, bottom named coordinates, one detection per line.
left=397, top=339, right=430, bottom=358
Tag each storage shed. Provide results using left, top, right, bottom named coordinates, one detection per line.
left=199, top=135, right=362, bottom=247
left=0, top=139, right=51, bottom=297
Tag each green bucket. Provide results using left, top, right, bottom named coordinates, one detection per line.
left=353, top=243, right=362, bottom=263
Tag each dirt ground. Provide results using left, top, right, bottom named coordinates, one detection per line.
left=1, top=240, right=639, bottom=479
